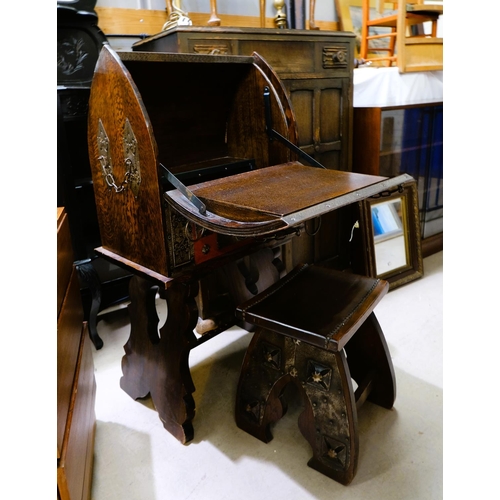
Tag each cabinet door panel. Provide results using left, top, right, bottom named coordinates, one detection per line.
left=286, top=79, right=347, bottom=170
left=289, top=89, right=313, bottom=147
left=319, top=87, right=342, bottom=143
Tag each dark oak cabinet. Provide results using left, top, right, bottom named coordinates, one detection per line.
left=58, top=3, right=131, bottom=347
left=132, top=26, right=356, bottom=173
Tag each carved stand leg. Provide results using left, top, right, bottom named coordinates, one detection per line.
left=235, top=328, right=359, bottom=485
left=121, top=275, right=199, bottom=444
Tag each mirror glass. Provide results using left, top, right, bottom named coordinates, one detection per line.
left=371, top=197, right=409, bottom=276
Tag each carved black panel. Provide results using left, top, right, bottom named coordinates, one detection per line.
left=58, top=4, right=130, bottom=342
left=57, top=6, right=107, bottom=87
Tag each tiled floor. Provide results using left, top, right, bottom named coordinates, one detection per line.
left=90, top=252, right=443, bottom=500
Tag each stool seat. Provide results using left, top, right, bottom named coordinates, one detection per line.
left=235, top=264, right=396, bottom=485
left=237, top=263, right=389, bottom=351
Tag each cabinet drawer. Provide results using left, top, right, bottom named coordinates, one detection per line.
left=235, top=40, right=351, bottom=77
left=187, top=38, right=234, bottom=55
left=182, top=37, right=351, bottom=77
left=317, top=43, right=351, bottom=76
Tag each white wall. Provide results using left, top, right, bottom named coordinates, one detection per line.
left=95, top=0, right=337, bottom=22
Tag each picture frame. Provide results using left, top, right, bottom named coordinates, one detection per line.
left=357, top=180, right=423, bottom=290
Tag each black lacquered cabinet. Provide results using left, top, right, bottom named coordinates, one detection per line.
left=57, top=3, right=130, bottom=348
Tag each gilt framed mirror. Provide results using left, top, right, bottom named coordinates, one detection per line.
left=358, top=180, right=423, bottom=290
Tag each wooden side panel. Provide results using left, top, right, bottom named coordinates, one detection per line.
left=226, top=52, right=298, bottom=169
left=87, top=45, right=169, bottom=276
left=57, top=269, right=84, bottom=457
left=57, top=209, right=73, bottom=316
left=352, top=107, right=382, bottom=175
left=252, top=53, right=299, bottom=147
left=58, top=328, right=96, bottom=500
left=290, top=89, right=313, bottom=146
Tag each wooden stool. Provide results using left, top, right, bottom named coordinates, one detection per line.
left=235, top=264, right=396, bottom=485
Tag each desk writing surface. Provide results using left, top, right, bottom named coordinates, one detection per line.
left=189, top=162, right=386, bottom=220
left=165, top=161, right=406, bottom=237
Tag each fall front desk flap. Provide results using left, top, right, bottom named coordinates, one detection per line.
left=165, top=162, right=412, bottom=237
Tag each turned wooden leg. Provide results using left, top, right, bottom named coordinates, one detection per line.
left=309, top=0, right=320, bottom=29
left=208, top=0, right=221, bottom=26
left=344, top=312, right=396, bottom=410
left=121, top=275, right=199, bottom=443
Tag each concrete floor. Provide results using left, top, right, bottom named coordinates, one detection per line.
left=90, top=252, right=443, bottom=500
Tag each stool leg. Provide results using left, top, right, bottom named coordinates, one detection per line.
left=236, top=329, right=359, bottom=484
left=235, top=329, right=289, bottom=443
left=295, top=344, right=358, bottom=485
left=344, top=312, right=396, bottom=409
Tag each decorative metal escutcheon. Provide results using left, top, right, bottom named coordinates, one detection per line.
left=123, top=118, right=141, bottom=197
left=97, top=118, right=142, bottom=198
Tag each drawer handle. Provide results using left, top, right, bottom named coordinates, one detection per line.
left=323, top=46, right=348, bottom=69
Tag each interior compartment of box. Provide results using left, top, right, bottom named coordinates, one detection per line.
left=120, top=56, right=293, bottom=185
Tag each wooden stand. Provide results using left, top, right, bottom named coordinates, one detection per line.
left=235, top=264, right=396, bottom=484
left=100, top=246, right=283, bottom=443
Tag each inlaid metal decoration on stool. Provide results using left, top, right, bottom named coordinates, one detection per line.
left=235, top=264, right=396, bottom=485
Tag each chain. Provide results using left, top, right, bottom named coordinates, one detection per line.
left=99, top=155, right=130, bottom=193
left=370, top=184, right=405, bottom=199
